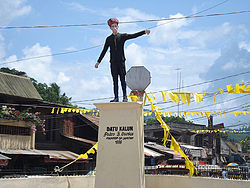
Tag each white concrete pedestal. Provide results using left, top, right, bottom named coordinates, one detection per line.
left=94, top=102, right=145, bottom=188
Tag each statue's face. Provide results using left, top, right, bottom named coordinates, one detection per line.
left=110, top=23, right=118, bottom=34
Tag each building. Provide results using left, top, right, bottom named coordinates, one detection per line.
left=0, top=72, right=97, bottom=176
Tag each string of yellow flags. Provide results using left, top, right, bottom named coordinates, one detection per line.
left=146, top=82, right=250, bottom=105
left=54, top=143, right=98, bottom=172
left=144, top=111, right=250, bottom=118
left=193, top=129, right=250, bottom=134
left=145, top=93, right=195, bottom=176
left=51, top=107, right=99, bottom=116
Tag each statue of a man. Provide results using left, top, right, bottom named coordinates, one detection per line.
left=95, top=18, right=150, bottom=102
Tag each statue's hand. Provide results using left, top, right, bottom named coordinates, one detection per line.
left=95, top=62, right=100, bottom=68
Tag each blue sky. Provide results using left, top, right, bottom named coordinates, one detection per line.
left=0, top=0, right=250, bottom=128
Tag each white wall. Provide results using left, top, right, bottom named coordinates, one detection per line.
left=0, top=175, right=249, bottom=188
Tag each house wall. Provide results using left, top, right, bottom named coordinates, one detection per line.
left=0, top=134, right=31, bottom=150
left=0, top=175, right=249, bottom=188
left=0, top=119, right=35, bottom=149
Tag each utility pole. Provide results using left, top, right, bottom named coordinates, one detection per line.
left=175, top=68, right=181, bottom=114
left=208, top=116, right=214, bottom=164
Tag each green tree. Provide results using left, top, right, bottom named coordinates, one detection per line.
left=0, top=67, right=72, bottom=105
left=145, top=115, right=193, bottom=125
left=240, top=135, right=250, bottom=153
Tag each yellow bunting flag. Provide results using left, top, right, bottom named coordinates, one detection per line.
left=183, top=112, right=187, bottom=118
left=213, top=92, right=218, bottom=103
left=77, top=153, right=88, bottom=160
left=245, top=85, right=250, bottom=93
left=192, top=93, right=205, bottom=103
left=170, top=136, right=195, bottom=176
left=51, top=107, right=55, bottom=114
left=128, top=92, right=138, bottom=102
left=213, top=111, right=218, bottom=116
left=234, top=84, right=240, bottom=93
left=204, top=112, right=211, bottom=119
left=239, top=82, right=245, bottom=93
left=186, top=93, right=191, bottom=106
left=180, top=93, right=186, bottom=104
left=170, top=136, right=181, bottom=153
left=150, top=91, right=157, bottom=100
left=169, top=92, right=179, bottom=104
left=162, top=91, right=167, bottom=102
left=227, top=84, right=234, bottom=93
left=218, top=88, right=224, bottom=94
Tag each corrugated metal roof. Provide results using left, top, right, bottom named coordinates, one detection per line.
left=0, top=149, right=86, bottom=161
left=0, top=72, right=42, bottom=100
left=81, top=113, right=99, bottom=126
left=0, top=153, right=11, bottom=160
left=40, top=150, right=82, bottom=160
left=144, top=147, right=163, bottom=157
left=145, top=142, right=182, bottom=159
left=0, top=149, right=48, bottom=156
left=63, top=135, right=97, bottom=145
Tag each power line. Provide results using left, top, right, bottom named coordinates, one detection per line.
left=0, top=1, right=235, bottom=67
left=147, top=0, right=230, bottom=29
left=0, top=44, right=103, bottom=66
left=152, top=71, right=250, bottom=94
left=187, top=103, right=250, bottom=123
left=177, top=93, right=250, bottom=112
left=1, top=9, right=249, bottom=30
left=71, top=71, right=250, bottom=104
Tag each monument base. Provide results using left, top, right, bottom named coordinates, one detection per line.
left=94, top=102, right=145, bottom=188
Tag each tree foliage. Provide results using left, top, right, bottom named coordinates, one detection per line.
left=0, top=67, right=72, bottom=105
left=240, top=135, right=250, bottom=153
left=145, top=115, right=193, bottom=125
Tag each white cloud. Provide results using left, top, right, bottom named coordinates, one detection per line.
left=149, top=13, right=191, bottom=48
left=66, top=2, right=97, bottom=14
left=187, top=22, right=233, bottom=48
left=0, top=0, right=31, bottom=61
left=80, top=76, right=110, bottom=92
left=0, top=0, right=31, bottom=25
left=9, top=43, right=55, bottom=83
left=239, top=41, right=250, bottom=52
left=57, top=72, right=70, bottom=84
left=125, top=43, right=147, bottom=66
left=65, top=46, right=77, bottom=51
left=0, top=34, right=5, bottom=59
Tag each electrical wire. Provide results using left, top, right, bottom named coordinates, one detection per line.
left=147, top=0, right=230, bottom=30
left=187, top=103, right=250, bottom=123
left=71, top=71, right=250, bottom=104
left=0, top=44, right=103, bottom=66
left=0, top=4, right=247, bottom=67
left=0, top=9, right=248, bottom=30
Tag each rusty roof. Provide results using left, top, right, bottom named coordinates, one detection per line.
left=0, top=72, right=42, bottom=100
left=0, top=149, right=87, bottom=162
left=63, top=135, right=97, bottom=145
left=81, top=113, right=99, bottom=126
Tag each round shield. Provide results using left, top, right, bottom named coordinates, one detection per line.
left=125, top=66, right=151, bottom=91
